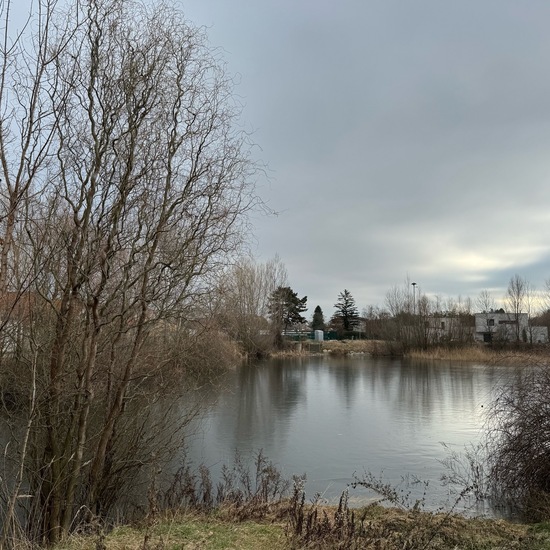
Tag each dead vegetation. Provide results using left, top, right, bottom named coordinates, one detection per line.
left=321, top=339, right=384, bottom=355
left=321, top=339, right=550, bottom=365
left=487, top=364, right=550, bottom=521
left=50, top=452, right=550, bottom=550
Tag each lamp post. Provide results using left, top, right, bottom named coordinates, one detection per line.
left=411, top=282, right=417, bottom=315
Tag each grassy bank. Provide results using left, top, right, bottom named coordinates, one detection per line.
left=54, top=506, right=550, bottom=550
left=54, top=513, right=287, bottom=550
left=55, top=513, right=287, bottom=550
left=283, top=339, right=550, bottom=365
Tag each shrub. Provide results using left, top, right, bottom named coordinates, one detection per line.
left=488, top=365, right=550, bottom=520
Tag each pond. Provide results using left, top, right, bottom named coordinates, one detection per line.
left=186, top=355, right=518, bottom=514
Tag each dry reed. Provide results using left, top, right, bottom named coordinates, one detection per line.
left=407, top=345, right=550, bottom=366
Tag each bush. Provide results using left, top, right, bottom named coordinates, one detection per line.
left=488, top=365, right=550, bottom=520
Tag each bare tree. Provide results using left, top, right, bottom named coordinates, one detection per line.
left=543, top=278, right=550, bottom=313
left=383, top=279, right=428, bottom=350
left=385, top=282, right=412, bottom=318
left=0, top=0, right=259, bottom=544
left=506, top=274, right=528, bottom=342
left=523, top=281, right=539, bottom=344
left=361, top=305, right=390, bottom=341
left=218, top=255, right=287, bottom=355
left=536, top=279, right=550, bottom=333
left=0, top=0, right=62, bottom=297
left=476, top=289, right=496, bottom=314
left=383, top=280, right=476, bottom=349
left=475, top=289, right=497, bottom=343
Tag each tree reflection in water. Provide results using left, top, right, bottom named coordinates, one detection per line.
left=185, top=356, right=517, bottom=513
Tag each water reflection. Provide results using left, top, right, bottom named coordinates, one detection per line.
left=219, top=360, right=306, bottom=452
left=187, top=356, right=520, bottom=512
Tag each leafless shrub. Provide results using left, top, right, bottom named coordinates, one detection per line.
left=440, top=442, right=490, bottom=502
left=487, top=365, right=550, bottom=520
left=351, top=471, right=431, bottom=512
left=159, top=449, right=290, bottom=521
left=287, top=483, right=359, bottom=549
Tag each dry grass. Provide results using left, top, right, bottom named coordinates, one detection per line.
left=407, top=346, right=495, bottom=363
left=288, top=497, right=550, bottom=550
left=274, top=339, right=550, bottom=365
left=270, top=339, right=387, bottom=358
left=55, top=513, right=287, bottom=550
left=406, top=345, right=550, bottom=366
left=53, top=506, right=550, bottom=550
left=322, top=339, right=383, bottom=355
left=280, top=340, right=544, bottom=363
left=354, top=506, right=534, bottom=550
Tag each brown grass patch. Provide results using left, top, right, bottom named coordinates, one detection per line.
left=287, top=495, right=543, bottom=550
left=322, top=339, right=382, bottom=355
left=406, top=345, right=495, bottom=363
left=407, top=345, right=550, bottom=366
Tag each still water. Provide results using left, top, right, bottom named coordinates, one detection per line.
left=188, top=356, right=517, bottom=513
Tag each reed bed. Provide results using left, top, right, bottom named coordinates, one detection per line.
left=272, top=339, right=550, bottom=365
left=406, top=346, right=495, bottom=362
left=406, top=345, right=550, bottom=366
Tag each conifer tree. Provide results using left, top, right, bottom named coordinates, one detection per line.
left=311, top=305, right=325, bottom=331
left=333, top=289, right=359, bottom=331
left=268, top=286, right=307, bottom=347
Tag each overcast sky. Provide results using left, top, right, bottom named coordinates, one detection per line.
left=179, top=0, right=550, bottom=317
left=13, top=1, right=550, bottom=318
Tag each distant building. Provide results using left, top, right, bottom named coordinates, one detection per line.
left=474, top=312, right=548, bottom=343
left=425, top=315, right=474, bottom=344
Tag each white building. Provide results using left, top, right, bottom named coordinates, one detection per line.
left=474, top=312, right=548, bottom=344
left=425, top=316, right=474, bottom=344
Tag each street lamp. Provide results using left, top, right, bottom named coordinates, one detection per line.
left=411, top=282, right=417, bottom=314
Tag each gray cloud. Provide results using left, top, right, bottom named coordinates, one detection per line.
left=8, top=0, right=550, bottom=321
left=9, top=0, right=537, bottom=319
left=182, top=1, right=550, bottom=318
left=179, top=0, right=550, bottom=319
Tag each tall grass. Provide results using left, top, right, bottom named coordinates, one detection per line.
left=406, top=346, right=494, bottom=362
left=405, top=345, right=548, bottom=364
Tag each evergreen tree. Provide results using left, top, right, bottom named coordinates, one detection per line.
left=311, top=305, right=325, bottom=331
left=268, top=286, right=307, bottom=347
left=333, top=289, right=359, bottom=331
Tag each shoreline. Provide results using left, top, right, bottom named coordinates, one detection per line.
left=270, top=340, right=550, bottom=366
